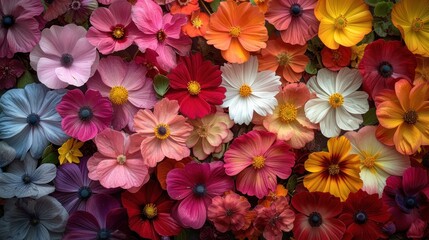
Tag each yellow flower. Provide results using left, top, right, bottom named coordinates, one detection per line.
left=391, top=0, right=429, bottom=57
left=58, top=138, right=84, bottom=165
left=350, top=43, right=367, bottom=68
left=314, top=0, right=373, bottom=49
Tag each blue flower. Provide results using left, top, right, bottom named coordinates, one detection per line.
left=0, top=196, right=68, bottom=240
left=0, top=83, right=68, bottom=159
left=0, top=141, right=15, bottom=167
left=0, top=153, right=56, bottom=198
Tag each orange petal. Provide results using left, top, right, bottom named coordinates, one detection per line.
left=221, top=38, right=250, bottom=63
left=394, top=123, right=422, bottom=155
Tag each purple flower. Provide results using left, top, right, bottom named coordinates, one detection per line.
left=51, top=157, right=119, bottom=214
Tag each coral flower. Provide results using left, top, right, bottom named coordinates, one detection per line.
left=375, top=80, right=429, bottom=155
left=87, top=56, right=157, bottom=130
left=391, top=0, right=429, bottom=57
left=414, top=56, right=429, bottom=85
left=87, top=128, right=150, bottom=191
left=169, top=0, right=200, bottom=15
left=304, top=136, right=363, bottom=201
left=87, top=1, right=139, bottom=54
left=321, top=45, right=352, bottom=71
left=265, top=0, right=318, bottom=45
left=358, top=39, right=417, bottom=100
left=263, top=83, right=317, bottom=149
left=258, top=39, right=309, bottom=83
left=165, top=53, right=226, bottom=119
left=205, top=0, right=268, bottom=63
left=291, top=191, right=346, bottom=240
left=58, top=138, right=84, bottom=165
left=56, top=89, right=113, bottom=142
left=224, top=130, right=296, bottom=199
left=167, top=161, right=234, bottom=229
left=133, top=98, right=193, bottom=167
left=182, top=11, right=210, bottom=37
left=314, top=0, right=372, bottom=49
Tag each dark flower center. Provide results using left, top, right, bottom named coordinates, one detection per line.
left=27, top=113, right=40, bottom=126
left=70, top=0, right=82, bottom=10
left=354, top=211, right=367, bottom=224
left=2, top=15, right=14, bottom=28
left=226, top=209, right=233, bottom=216
left=290, top=4, right=302, bottom=16
left=193, top=184, right=206, bottom=197
left=405, top=196, right=417, bottom=209
left=30, top=215, right=39, bottom=226
left=78, top=186, right=92, bottom=199
left=46, top=0, right=54, bottom=4
left=157, top=30, right=166, bottom=42
left=78, top=106, right=93, bottom=121
left=157, top=126, right=167, bottom=136
left=308, top=212, right=322, bottom=227
left=403, top=110, right=418, bottom=124
left=378, top=62, right=393, bottom=78
left=22, top=174, right=32, bottom=184
left=97, top=229, right=111, bottom=240
left=61, top=53, right=74, bottom=67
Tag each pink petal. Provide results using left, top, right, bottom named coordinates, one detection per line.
left=165, top=168, right=194, bottom=200
left=163, top=13, right=187, bottom=39
left=37, top=57, right=68, bottom=89
left=97, top=56, right=127, bottom=87
left=109, top=1, right=132, bottom=26
left=89, top=7, right=116, bottom=32
left=140, top=137, right=165, bottom=167
left=131, top=0, right=163, bottom=33
left=94, top=128, right=127, bottom=157
left=176, top=195, right=207, bottom=229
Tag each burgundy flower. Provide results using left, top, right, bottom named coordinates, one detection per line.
left=0, top=57, right=24, bottom=90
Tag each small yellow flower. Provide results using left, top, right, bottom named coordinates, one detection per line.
left=350, top=44, right=367, bottom=68
left=58, top=138, right=84, bottom=165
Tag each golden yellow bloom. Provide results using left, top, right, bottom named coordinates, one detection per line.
left=350, top=43, right=367, bottom=68
left=314, top=0, right=373, bottom=49
left=58, top=138, right=84, bottom=165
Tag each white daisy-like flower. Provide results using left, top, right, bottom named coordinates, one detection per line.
left=344, top=126, right=410, bottom=197
left=221, top=56, right=281, bottom=125
left=304, top=67, right=369, bottom=137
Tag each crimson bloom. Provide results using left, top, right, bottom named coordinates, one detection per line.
left=321, top=45, right=352, bottom=71
left=165, top=53, right=226, bottom=119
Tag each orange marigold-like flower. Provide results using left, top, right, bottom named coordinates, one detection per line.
left=182, top=10, right=210, bottom=37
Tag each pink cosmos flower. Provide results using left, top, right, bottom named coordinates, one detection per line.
left=87, top=56, right=157, bottom=130
left=30, top=24, right=99, bottom=89
left=131, top=0, right=192, bottom=71
left=87, top=1, right=139, bottom=54
left=56, top=89, right=113, bottom=142
left=87, top=128, right=150, bottom=191
left=224, top=130, right=296, bottom=199
left=166, top=161, right=234, bottom=229
left=0, top=0, right=44, bottom=58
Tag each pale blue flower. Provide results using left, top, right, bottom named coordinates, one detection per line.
left=0, top=83, right=68, bottom=159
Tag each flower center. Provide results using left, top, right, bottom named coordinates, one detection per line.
left=252, top=155, right=265, bottom=169
left=61, top=53, right=74, bottom=68
left=279, top=103, right=297, bottom=123
left=332, top=50, right=341, bottom=62
left=193, top=184, right=206, bottom=196
left=308, top=212, right=322, bottom=227
left=378, top=62, right=393, bottom=78
left=192, top=16, right=203, bottom=29
left=70, top=0, right=82, bottom=10
left=405, top=196, right=417, bottom=209
left=22, top=174, right=32, bottom=184
left=78, top=106, right=93, bottom=121
left=226, top=209, right=233, bottom=216
left=142, top=203, right=158, bottom=219
left=239, top=84, right=252, bottom=97
left=1, top=15, right=14, bottom=28
left=354, top=211, right=367, bottom=224
left=27, top=113, right=40, bottom=126
left=290, top=4, right=302, bottom=16
left=154, top=124, right=170, bottom=140
left=277, top=53, right=291, bottom=66
left=362, top=153, right=378, bottom=169
left=329, top=93, right=344, bottom=108
left=97, top=229, right=111, bottom=240
left=230, top=26, right=241, bottom=37
left=117, top=154, right=126, bottom=165
left=157, top=29, right=166, bottom=42
left=197, top=125, right=208, bottom=137
left=412, top=18, right=424, bottom=32
left=328, top=164, right=340, bottom=175
left=30, top=216, right=40, bottom=226
left=112, top=26, right=125, bottom=39
left=109, top=86, right=128, bottom=105
left=187, top=81, right=201, bottom=95
left=78, top=186, right=92, bottom=199
left=403, top=110, right=418, bottom=124
left=334, top=15, right=348, bottom=29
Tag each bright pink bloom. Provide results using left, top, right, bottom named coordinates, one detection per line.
left=56, top=89, right=113, bottom=142
left=0, top=0, right=44, bottom=58
left=166, top=161, right=234, bottom=229
left=87, top=56, right=157, bottom=130
left=30, top=24, right=99, bottom=89
left=131, top=0, right=192, bottom=71
left=87, top=128, right=150, bottom=191
left=223, top=130, right=295, bottom=199
left=87, top=1, right=139, bottom=54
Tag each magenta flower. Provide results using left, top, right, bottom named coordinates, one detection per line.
left=0, top=57, right=24, bottom=90
left=30, top=24, right=99, bottom=89
left=0, top=0, right=44, bottom=57
left=87, top=55, right=157, bottom=130
left=131, top=0, right=192, bottom=71
left=56, top=89, right=113, bottom=142
left=166, top=161, right=234, bottom=229
left=87, top=1, right=138, bottom=54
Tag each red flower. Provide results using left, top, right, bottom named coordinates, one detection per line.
left=321, top=45, right=352, bottom=71
left=121, top=179, right=181, bottom=240
left=165, top=53, right=226, bottom=119
left=291, top=191, right=346, bottom=240
left=339, top=190, right=390, bottom=239
left=358, top=39, right=417, bottom=100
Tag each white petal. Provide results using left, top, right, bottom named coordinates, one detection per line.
left=304, top=98, right=331, bottom=123
left=316, top=68, right=337, bottom=94
left=335, top=107, right=362, bottom=131
left=221, top=63, right=243, bottom=89
left=242, top=56, right=258, bottom=86
left=251, top=70, right=281, bottom=98
left=249, top=95, right=277, bottom=116
left=320, top=109, right=341, bottom=137
left=360, top=169, right=380, bottom=196
left=306, top=75, right=330, bottom=99
left=336, top=67, right=363, bottom=96
left=343, top=91, right=369, bottom=114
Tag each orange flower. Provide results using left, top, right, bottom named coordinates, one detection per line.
left=375, top=80, right=429, bottom=155
left=205, top=0, right=268, bottom=63
left=156, top=157, right=192, bottom=190
left=182, top=10, right=210, bottom=37
left=258, top=39, right=308, bottom=83
left=169, top=0, right=200, bottom=15
left=254, top=0, right=270, bottom=13
left=414, top=56, right=429, bottom=85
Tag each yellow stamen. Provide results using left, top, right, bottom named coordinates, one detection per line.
left=239, top=84, right=252, bottom=97
left=277, top=53, right=291, bottom=66
left=112, top=26, right=125, bottom=39
left=154, top=123, right=170, bottom=140
left=117, top=154, right=126, bottom=165
left=109, top=86, right=128, bottom=105
left=329, top=93, right=344, bottom=108
left=142, top=203, right=158, bottom=219
left=191, top=16, right=203, bottom=29
left=230, top=26, right=241, bottom=37
left=334, top=15, right=348, bottom=29
left=278, top=103, right=297, bottom=123
left=412, top=18, right=424, bottom=32
left=252, top=155, right=265, bottom=169
left=187, top=81, right=201, bottom=95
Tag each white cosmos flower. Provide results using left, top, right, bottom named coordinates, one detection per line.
left=221, top=56, right=281, bottom=125
left=304, top=67, right=369, bottom=137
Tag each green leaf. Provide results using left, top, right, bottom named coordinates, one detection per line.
left=42, top=144, right=55, bottom=159
left=363, top=107, right=379, bottom=125
left=365, top=0, right=381, bottom=7
left=374, top=2, right=391, bottom=17
left=374, top=21, right=388, bottom=37
left=286, top=174, right=298, bottom=194
left=41, top=152, right=59, bottom=165
left=153, top=74, right=170, bottom=97
left=16, top=70, right=35, bottom=88
left=210, top=0, right=222, bottom=12
left=305, top=61, right=318, bottom=75
left=358, top=31, right=375, bottom=45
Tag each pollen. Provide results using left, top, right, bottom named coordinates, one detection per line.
left=328, top=164, right=340, bottom=175
left=412, top=18, right=424, bottom=32
left=112, top=26, right=125, bottom=39
left=187, top=81, right=201, bottom=95
left=142, top=203, right=158, bottom=219
left=279, top=103, right=297, bottom=123
left=117, top=154, right=126, bottom=165
left=154, top=123, right=170, bottom=140
left=277, top=53, right=291, bottom=66
left=329, top=93, right=344, bottom=108
left=252, top=155, right=265, bottom=169
left=334, top=15, right=348, bottom=29
left=191, top=17, right=203, bottom=29
left=239, top=84, right=252, bottom=97
left=230, top=26, right=241, bottom=37
left=109, top=86, right=128, bottom=105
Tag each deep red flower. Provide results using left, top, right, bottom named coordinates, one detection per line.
left=121, top=179, right=181, bottom=240
left=0, top=58, right=24, bottom=90
left=321, top=45, right=352, bottom=71
left=165, top=53, right=226, bottom=119
left=291, top=191, right=346, bottom=240
left=358, top=39, right=417, bottom=100
left=339, top=190, right=390, bottom=239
